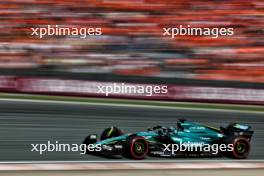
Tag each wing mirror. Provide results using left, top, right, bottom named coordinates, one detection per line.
left=153, top=125, right=162, bottom=130
left=177, top=122, right=184, bottom=131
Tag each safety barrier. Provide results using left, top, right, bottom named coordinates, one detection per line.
left=0, top=76, right=263, bottom=105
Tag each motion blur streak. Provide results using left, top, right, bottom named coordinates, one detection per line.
left=0, top=0, right=263, bottom=83
left=0, top=99, right=263, bottom=161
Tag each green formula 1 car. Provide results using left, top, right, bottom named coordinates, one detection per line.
left=83, top=119, right=253, bottom=159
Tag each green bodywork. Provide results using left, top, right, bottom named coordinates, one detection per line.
left=96, top=121, right=229, bottom=145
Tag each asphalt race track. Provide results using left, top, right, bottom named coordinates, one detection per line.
left=0, top=99, right=263, bottom=161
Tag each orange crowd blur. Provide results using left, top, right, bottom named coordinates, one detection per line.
left=0, top=0, right=263, bottom=83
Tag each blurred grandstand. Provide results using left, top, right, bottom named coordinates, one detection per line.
left=0, top=0, right=263, bottom=83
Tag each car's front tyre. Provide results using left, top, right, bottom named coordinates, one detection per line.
left=82, top=134, right=97, bottom=154
left=124, top=136, right=148, bottom=160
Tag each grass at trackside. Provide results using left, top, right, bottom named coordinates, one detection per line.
left=0, top=93, right=263, bottom=112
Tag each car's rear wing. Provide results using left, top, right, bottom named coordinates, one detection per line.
left=220, top=123, right=254, bottom=139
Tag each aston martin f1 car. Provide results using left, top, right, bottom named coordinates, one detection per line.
left=83, top=119, right=253, bottom=159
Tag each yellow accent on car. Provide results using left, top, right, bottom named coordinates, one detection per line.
left=107, top=127, right=114, bottom=137
left=205, top=125, right=220, bottom=131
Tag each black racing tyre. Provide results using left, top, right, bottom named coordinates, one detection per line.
left=124, top=136, right=148, bottom=160
left=100, top=126, right=123, bottom=140
left=82, top=135, right=97, bottom=154
left=226, top=137, right=250, bottom=159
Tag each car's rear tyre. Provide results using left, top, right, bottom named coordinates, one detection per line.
left=226, top=137, right=250, bottom=159
left=100, top=126, right=123, bottom=140
left=124, top=136, right=148, bottom=160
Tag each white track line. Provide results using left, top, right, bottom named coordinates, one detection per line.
left=1, top=160, right=264, bottom=164
left=0, top=162, right=264, bottom=170
left=0, top=98, right=263, bottom=115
